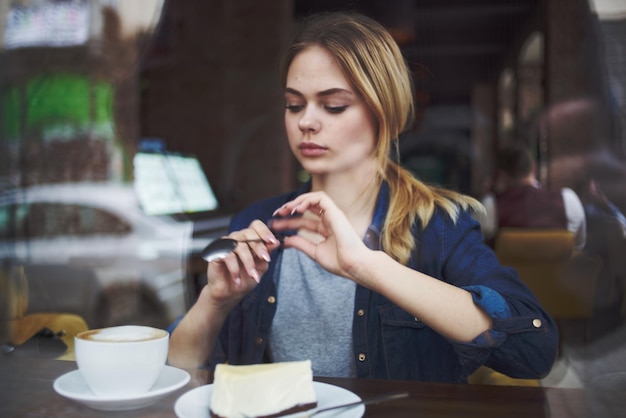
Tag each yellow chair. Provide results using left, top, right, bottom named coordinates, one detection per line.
left=494, top=228, right=602, bottom=344
left=1, top=265, right=88, bottom=361
left=494, top=229, right=598, bottom=318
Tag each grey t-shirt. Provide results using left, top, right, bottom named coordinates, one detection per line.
left=268, top=248, right=357, bottom=377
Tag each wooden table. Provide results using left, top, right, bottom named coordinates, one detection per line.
left=0, top=356, right=623, bottom=417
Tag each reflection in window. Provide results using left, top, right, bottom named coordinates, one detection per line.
left=498, top=68, right=516, bottom=141
left=9, top=203, right=131, bottom=239
left=518, top=31, right=544, bottom=126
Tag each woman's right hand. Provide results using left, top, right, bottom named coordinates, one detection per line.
left=169, top=219, right=279, bottom=369
left=204, top=219, right=281, bottom=308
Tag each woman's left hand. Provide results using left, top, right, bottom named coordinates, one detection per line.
left=270, top=191, right=370, bottom=281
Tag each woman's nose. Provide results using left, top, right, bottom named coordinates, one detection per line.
left=298, top=107, right=321, bottom=132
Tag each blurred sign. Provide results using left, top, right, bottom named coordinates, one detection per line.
left=133, top=152, right=220, bottom=217
left=4, top=0, right=90, bottom=49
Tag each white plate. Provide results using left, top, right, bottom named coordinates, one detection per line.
left=174, top=381, right=364, bottom=418
left=53, top=366, right=191, bottom=411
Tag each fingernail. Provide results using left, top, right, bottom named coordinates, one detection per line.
left=261, top=252, right=271, bottom=262
left=290, top=207, right=298, bottom=215
left=249, top=269, right=260, bottom=283
left=234, top=277, right=242, bottom=288
left=272, top=204, right=286, bottom=216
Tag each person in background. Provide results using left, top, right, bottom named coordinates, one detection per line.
left=480, top=141, right=586, bottom=249
left=577, top=177, right=626, bottom=338
left=580, top=178, right=626, bottom=240
left=168, top=12, right=558, bottom=383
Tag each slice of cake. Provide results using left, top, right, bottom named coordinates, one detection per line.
left=210, top=360, right=317, bottom=418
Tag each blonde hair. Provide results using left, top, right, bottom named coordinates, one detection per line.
left=281, top=12, right=484, bottom=264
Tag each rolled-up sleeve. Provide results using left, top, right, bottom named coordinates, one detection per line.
left=434, top=211, right=559, bottom=378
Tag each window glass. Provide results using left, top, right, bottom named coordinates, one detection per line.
left=14, top=203, right=132, bottom=239
left=79, top=205, right=132, bottom=235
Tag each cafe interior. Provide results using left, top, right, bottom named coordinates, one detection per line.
left=1, top=0, right=626, bottom=417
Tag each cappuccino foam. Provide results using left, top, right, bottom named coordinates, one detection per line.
left=80, top=326, right=166, bottom=342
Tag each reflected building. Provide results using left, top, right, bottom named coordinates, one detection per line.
left=0, top=0, right=164, bottom=188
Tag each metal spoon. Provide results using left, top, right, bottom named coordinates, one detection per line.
left=241, top=391, right=408, bottom=418
left=201, top=238, right=253, bottom=262
left=310, top=391, right=409, bottom=416
left=201, top=237, right=282, bottom=262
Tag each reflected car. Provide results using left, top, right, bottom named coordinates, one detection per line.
left=0, top=182, right=226, bottom=328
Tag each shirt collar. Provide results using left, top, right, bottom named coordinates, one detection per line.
left=297, top=180, right=388, bottom=251
left=363, top=181, right=389, bottom=251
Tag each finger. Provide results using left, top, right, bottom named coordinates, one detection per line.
left=272, top=192, right=324, bottom=217
left=296, top=199, right=331, bottom=221
left=289, top=199, right=321, bottom=216
left=245, top=240, right=272, bottom=262
left=249, top=219, right=276, bottom=235
left=247, top=221, right=281, bottom=260
left=270, top=215, right=322, bottom=236
left=212, top=253, right=244, bottom=289
left=232, top=243, right=261, bottom=284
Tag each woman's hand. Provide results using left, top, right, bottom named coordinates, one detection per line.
left=169, top=219, right=280, bottom=369
left=205, top=220, right=281, bottom=307
left=270, top=191, right=370, bottom=281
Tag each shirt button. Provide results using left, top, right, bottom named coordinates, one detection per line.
left=267, top=296, right=276, bottom=304
left=357, top=309, right=365, bottom=316
left=532, top=319, right=542, bottom=328
left=358, top=353, right=366, bottom=362
left=255, top=337, right=263, bottom=345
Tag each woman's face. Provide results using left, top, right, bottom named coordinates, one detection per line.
left=284, top=46, right=377, bottom=178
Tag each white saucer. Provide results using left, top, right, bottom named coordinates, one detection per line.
left=53, top=366, right=191, bottom=411
left=174, top=381, right=364, bottom=418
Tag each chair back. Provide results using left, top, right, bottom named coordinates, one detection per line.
left=494, top=228, right=601, bottom=319
left=1, top=264, right=89, bottom=360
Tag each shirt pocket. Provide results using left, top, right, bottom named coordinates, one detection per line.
left=377, top=304, right=428, bottom=357
left=378, top=304, right=427, bottom=329
left=377, top=304, right=460, bottom=381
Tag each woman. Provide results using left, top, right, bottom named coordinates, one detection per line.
left=169, top=12, right=558, bottom=383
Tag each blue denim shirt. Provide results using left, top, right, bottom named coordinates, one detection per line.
left=204, top=182, right=558, bottom=383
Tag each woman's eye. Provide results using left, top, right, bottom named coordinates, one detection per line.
left=326, top=105, right=348, bottom=114
left=285, top=104, right=304, bottom=113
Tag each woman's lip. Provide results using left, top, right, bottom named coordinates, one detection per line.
left=299, top=142, right=326, bottom=150
left=299, top=142, right=327, bottom=156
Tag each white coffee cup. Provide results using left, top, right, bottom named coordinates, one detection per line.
left=75, top=325, right=169, bottom=397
